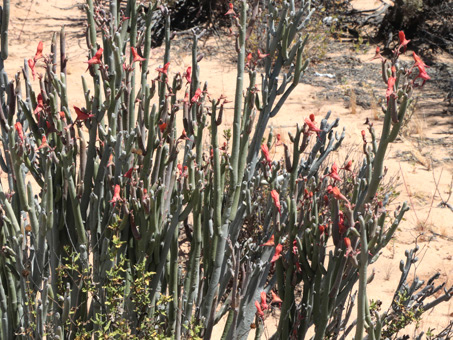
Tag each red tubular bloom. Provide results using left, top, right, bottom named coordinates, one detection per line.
left=177, top=164, right=188, bottom=177
left=309, top=113, right=315, bottom=122
left=178, top=129, right=190, bottom=141
left=304, top=117, right=321, bottom=134
left=15, top=122, right=24, bottom=142
left=159, top=122, right=167, bottom=133
left=246, top=52, right=252, bottom=67
left=185, top=66, right=192, bottom=83
left=271, top=243, right=283, bottom=263
left=412, top=52, right=428, bottom=68
left=28, top=59, right=36, bottom=80
left=270, top=189, right=281, bottom=214
left=398, top=31, right=410, bottom=52
left=344, top=237, right=354, bottom=257
left=34, top=41, right=44, bottom=61
left=386, top=77, right=396, bottom=100
left=327, top=185, right=349, bottom=203
left=191, top=88, right=202, bottom=103
left=131, top=47, right=146, bottom=63
left=36, top=135, right=49, bottom=150
left=257, top=49, right=269, bottom=59
left=261, top=144, right=272, bottom=166
left=225, top=3, right=236, bottom=16
left=411, top=53, right=430, bottom=85
left=260, top=291, right=268, bottom=311
left=123, top=166, right=135, bottom=179
left=361, top=130, right=367, bottom=143
left=391, top=66, right=396, bottom=76
left=260, top=234, right=275, bottom=247
left=338, top=211, right=347, bottom=234
left=34, top=94, right=44, bottom=116
left=86, top=48, right=103, bottom=69
left=255, top=301, right=264, bottom=318
left=73, top=106, right=94, bottom=121
left=110, top=184, right=121, bottom=203
left=271, top=291, right=283, bottom=304
left=292, top=240, right=298, bottom=255
left=371, top=46, right=383, bottom=61
left=156, top=62, right=170, bottom=76
left=342, top=160, right=352, bottom=172
left=328, top=162, right=342, bottom=182
left=415, top=68, right=430, bottom=85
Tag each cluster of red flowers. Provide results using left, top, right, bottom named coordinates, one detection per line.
left=255, top=290, right=283, bottom=318
left=28, top=41, right=43, bottom=80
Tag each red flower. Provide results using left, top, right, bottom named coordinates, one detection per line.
left=110, top=184, right=121, bottom=204
left=225, top=3, right=236, bottom=16
left=28, top=59, right=36, bottom=80
left=156, top=62, right=170, bottom=76
left=73, top=106, right=94, bottom=121
left=159, top=122, right=167, bottom=133
left=177, top=164, right=188, bottom=177
left=85, top=48, right=103, bottom=71
left=398, top=31, right=410, bottom=52
left=260, top=291, right=269, bottom=311
left=275, top=133, right=282, bottom=146
left=304, top=117, right=321, bottom=134
left=415, top=68, right=430, bottom=85
left=271, top=243, right=283, bottom=263
left=257, top=49, right=269, bottom=60
left=292, top=240, right=298, bottom=255
left=184, top=66, right=192, bottom=83
left=412, top=52, right=428, bottom=69
left=255, top=301, right=264, bottom=318
left=271, top=291, right=283, bottom=304
left=131, top=47, right=145, bottom=63
left=391, top=65, right=396, bottom=76
left=411, top=53, right=430, bottom=86
left=270, top=189, right=281, bottom=214
left=246, top=52, right=253, bottom=67
left=371, top=46, right=383, bottom=61
left=341, top=160, right=352, bottom=172
left=309, top=113, right=315, bottom=122
left=34, top=41, right=44, bottom=61
left=386, top=77, right=396, bottom=100
left=327, top=162, right=342, bottom=182
left=343, top=237, right=359, bottom=257
left=261, top=144, right=272, bottom=167
left=260, top=234, right=275, bottom=247
left=123, top=166, right=135, bottom=179
left=178, top=129, right=190, bottom=141
left=191, top=88, right=202, bottom=103
left=326, top=185, right=349, bottom=204
left=15, top=122, right=24, bottom=142
left=34, top=94, right=44, bottom=116
left=36, top=135, right=49, bottom=150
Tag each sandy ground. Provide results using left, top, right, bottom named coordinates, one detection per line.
left=4, top=0, right=452, bottom=338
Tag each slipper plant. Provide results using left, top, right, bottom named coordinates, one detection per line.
left=0, top=0, right=450, bottom=339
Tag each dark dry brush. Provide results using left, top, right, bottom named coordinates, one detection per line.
left=0, top=0, right=451, bottom=339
